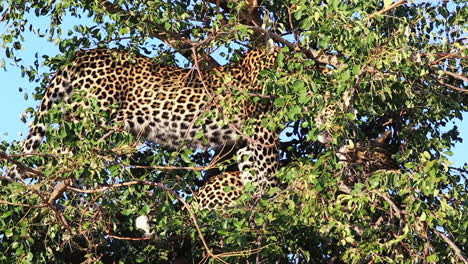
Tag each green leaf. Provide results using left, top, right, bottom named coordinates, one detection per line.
left=314, top=12, right=320, bottom=21
left=181, top=152, right=191, bottom=163
left=292, top=80, right=305, bottom=92
left=274, top=97, right=285, bottom=106
left=419, top=212, right=427, bottom=221
left=369, top=176, right=380, bottom=188
left=4, top=229, right=13, bottom=237
left=426, top=254, right=439, bottom=262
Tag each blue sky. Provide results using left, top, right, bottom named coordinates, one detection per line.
left=1, top=15, right=467, bottom=168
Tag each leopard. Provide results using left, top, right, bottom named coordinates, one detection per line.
left=7, top=46, right=280, bottom=209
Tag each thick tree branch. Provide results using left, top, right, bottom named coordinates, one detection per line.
left=48, top=179, right=71, bottom=204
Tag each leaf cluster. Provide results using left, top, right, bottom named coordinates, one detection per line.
left=1, top=0, right=467, bottom=263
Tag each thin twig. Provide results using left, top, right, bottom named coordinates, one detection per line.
left=369, top=0, right=407, bottom=19
left=0, top=200, right=47, bottom=208
left=372, top=190, right=468, bottom=264
left=51, top=205, right=71, bottom=230
left=118, top=163, right=215, bottom=171
left=108, top=234, right=152, bottom=241
left=100, top=1, right=220, bottom=69
left=0, top=7, right=9, bottom=21
left=4, top=152, right=56, bottom=158
left=449, top=166, right=468, bottom=174
left=247, top=92, right=277, bottom=99
left=422, top=52, right=467, bottom=61
left=430, top=52, right=466, bottom=66
left=287, top=4, right=300, bottom=44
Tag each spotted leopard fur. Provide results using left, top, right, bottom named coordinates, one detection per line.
left=9, top=47, right=279, bottom=209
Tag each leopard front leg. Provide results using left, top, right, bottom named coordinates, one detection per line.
left=194, top=124, right=279, bottom=209
left=237, top=124, right=279, bottom=190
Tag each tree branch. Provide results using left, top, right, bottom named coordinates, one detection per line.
left=369, top=0, right=408, bottom=19
left=449, top=166, right=468, bottom=175
left=434, top=229, right=468, bottom=264
left=117, top=163, right=215, bottom=171
left=441, top=70, right=468, bottom=82
left=206, top=0, right=262, bottom=27
left=438, top=80, right=468, bottom=93
left=248, top=24, right=344, bottom=69
left=107, top=233, right=152, bottom=241
left=0, top=200, right=47, bottom=208
left=0, top=151, right=44, bottom=177
left=429, top=52, right=467, bottom=65
left=371, top=190, right=403, bottom=218
left=100, top=1, right=220, bottom=69
left=370, top=189, right=468, bottom=263
left=48, top=179, right=71, bottom=204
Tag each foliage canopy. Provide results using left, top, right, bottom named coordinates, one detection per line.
left=1, top=0, right=467, bottom=263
